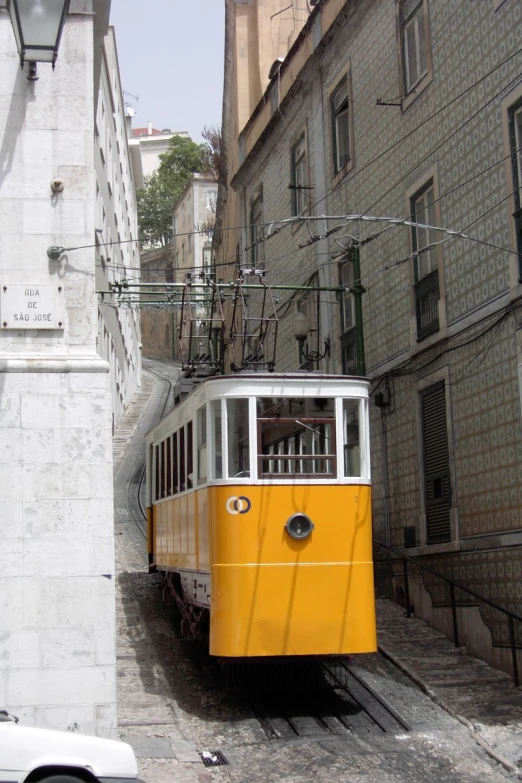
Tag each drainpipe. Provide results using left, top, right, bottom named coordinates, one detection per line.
left=375, top=379, right=392, bottom=597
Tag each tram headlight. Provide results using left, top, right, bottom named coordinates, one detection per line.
left=285, top=513, right=314, bottom=540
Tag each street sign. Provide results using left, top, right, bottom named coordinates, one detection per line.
left=0, top=284, right=65, bottom=329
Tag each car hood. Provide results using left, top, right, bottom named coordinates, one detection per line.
left=0, top=723, right=138, bottom=780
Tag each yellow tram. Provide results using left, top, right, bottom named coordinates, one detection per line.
left=145, top=373, right=376, bottom=659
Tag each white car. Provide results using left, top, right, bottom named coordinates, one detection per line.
left=0, top=711, right=144, bottom=783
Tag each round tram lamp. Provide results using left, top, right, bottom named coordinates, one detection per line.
left=285, top=513, right=315, bottom=541
left=7, top=0, right=70, bottom=79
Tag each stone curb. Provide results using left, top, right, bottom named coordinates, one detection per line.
left=115, top=483, right=203, bottom=766
left=378, top=643, right=519, bottom=776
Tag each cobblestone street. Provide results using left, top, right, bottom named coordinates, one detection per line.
left=111, top=360, right=522, bottom=782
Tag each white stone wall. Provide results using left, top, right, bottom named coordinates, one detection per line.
left=0, top=2, right=117, bottom=737
left=95, top=27, right=141, bottom=428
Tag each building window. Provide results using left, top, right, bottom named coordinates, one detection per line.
left=411, top=181, right=439, bottom=341
left=420, top=382, right=452, bottom=545
left=290, top=133, right=308, bottom=216
left=509, top=101, right=522, bottom=272
left=330, top=75, right=351, bottom=175
left=401, top=0, right=431, bottom=98
left=206, top=189, right=217, bottom=212
left=250, top=189, right=264, bottom=268
left=339, top=258, right=356, bottom=374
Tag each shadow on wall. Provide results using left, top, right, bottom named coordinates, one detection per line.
left=0, top=66, right=36, bottom=186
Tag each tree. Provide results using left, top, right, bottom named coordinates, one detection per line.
left=201, top=125, right=222, bottom=181
left=136, top=172, right=174, bottom=247
left=137, top=132, right=221, bottom=248
left=157, top=135, right=207, bottom=195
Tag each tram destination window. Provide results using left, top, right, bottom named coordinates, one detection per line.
left=187, top=421, right=193, bottom=489
left=257, top=397, right=336, bottom=477
left=166, top=435, right=172, bottom=496
left=154, top=444, right=160, bottom=500
left=343, top=399, right=361, bottom=477
left=212, top=400, right=223, bottom=479
left=173, top=431, right=179, bottom=494
left=227, top=399, right=250, bottom=478
left=197, top=405, right=208, bottom=485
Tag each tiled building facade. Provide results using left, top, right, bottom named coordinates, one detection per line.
left=215, top=0, right=522, bottom=672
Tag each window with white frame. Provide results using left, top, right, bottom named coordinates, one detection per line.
left=206, top=189, right=218, bottom=212
left=330, top=75, right=351, bottom=175
left=402, top=0, right=430, bottom=94
left=411, top=180, right=440, bottom=341
left=291, top=133, right=308, bottom=216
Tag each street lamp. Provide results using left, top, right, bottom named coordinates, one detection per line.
left=7, top=0, right=70, bottom=80
left=292, top=310, right=330, bottom=366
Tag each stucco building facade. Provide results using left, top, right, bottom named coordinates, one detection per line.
left=0, top=0, right=140, bottom=735
left=215, top=0, right=522, bottom=673
left=140, top=174, right=217, bottom=361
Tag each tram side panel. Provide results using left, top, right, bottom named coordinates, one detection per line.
left=209, top=484, right=376, bottom=659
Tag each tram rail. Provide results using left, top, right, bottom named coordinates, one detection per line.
left=244, top=659, right=410, bottom=740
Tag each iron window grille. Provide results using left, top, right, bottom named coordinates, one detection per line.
left=414, top=268, right=439, bottom=341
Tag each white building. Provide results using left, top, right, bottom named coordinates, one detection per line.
left=95, top=27, right=142, bottom=428
left=173, top=173, right=217, bottom=275
left=0, top=0, right=138, bottom=736
left=128, top=123, right=189, bottom=179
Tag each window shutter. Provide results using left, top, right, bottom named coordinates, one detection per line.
left=421, top=382, right=452, bottom=544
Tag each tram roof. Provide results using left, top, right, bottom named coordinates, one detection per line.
left=146, top=372, right=370, bottom=441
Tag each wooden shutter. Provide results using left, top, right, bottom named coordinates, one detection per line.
left=421, top=382, right=452, bottom=544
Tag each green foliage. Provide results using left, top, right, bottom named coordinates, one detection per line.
left=157, top=136, right=207, bottom=195
left=137, top=135, right=208, bottom=247
left=136, top=172, right=174, bottom=247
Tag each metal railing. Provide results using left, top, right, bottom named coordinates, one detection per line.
left=414, top=268, right=439, bottom=341
left=373, top=539, right=522, bottom=686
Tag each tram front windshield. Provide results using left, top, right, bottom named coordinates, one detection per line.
left=257, top=397, right=336, bottom=478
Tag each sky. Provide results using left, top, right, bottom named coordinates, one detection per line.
left=110, top=0, right=225, bottom=143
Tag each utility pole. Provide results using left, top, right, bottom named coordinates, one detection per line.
left=351, top=244, right=366, bottom=376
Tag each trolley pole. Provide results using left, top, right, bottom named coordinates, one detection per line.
left=351, top=244, right=366, bottom=376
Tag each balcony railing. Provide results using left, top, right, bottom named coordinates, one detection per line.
left=415, top=268, right=439, bottom=341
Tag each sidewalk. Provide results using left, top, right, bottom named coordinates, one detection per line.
left=112, top=366, right=209, bottom=783
left=112, top=366, right=522, bottom=780
left=377, top=599, right=522, bottom=776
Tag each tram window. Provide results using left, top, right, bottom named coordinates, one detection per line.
left=212, top=400, right=222, bottom=479
left=343, top=399, right=361, bottom=477
left=257, top=397, right=336, bottom=477
left=166, top=435, right=172, bottom=496
left=227, top=399, right=250, bottom=478
left=173, top=431, right=179, bottom=494
left=154, top=444, right=160, bottom=501
left=161, top=440, right=166, bottom=497
left=187, top=421, right=193, bottom=489
left=197, top=405, right=208, bottom=485
left=180, top=427, right=186, bottom=491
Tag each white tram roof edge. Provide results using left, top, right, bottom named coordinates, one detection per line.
left=146, top=373, right=370, bottom=444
